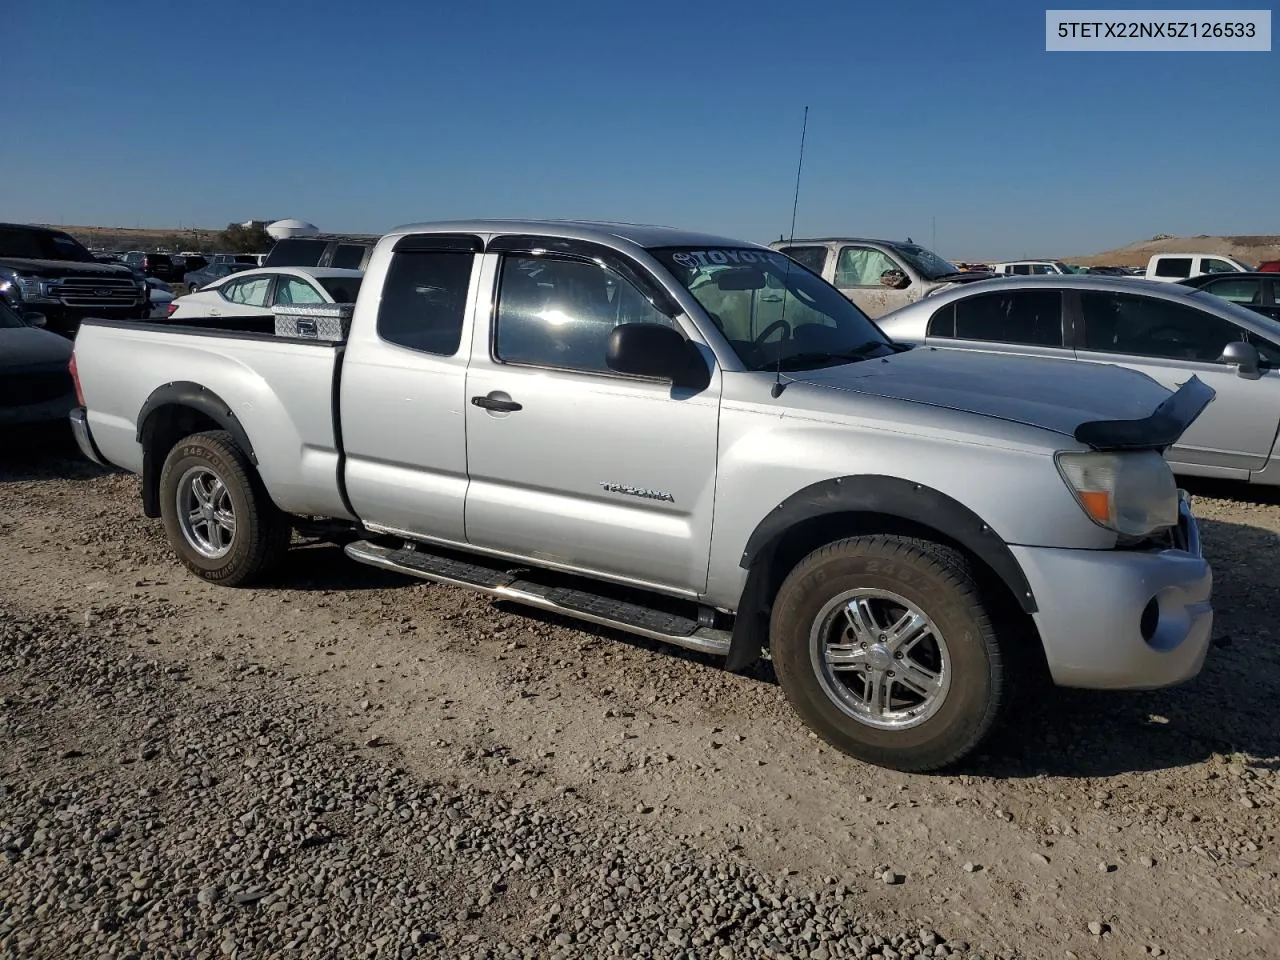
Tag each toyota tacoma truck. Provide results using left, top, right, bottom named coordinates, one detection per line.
left=68, top=220, right=1216, bottom=772
left=0, top=223, right=149, bottom=338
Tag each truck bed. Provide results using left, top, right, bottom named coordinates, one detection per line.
left=73, top=318, right=355, bottom=520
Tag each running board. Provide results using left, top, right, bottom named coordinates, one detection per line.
left=344, top=540, right=731, bottom=657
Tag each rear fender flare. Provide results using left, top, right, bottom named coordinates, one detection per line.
left=136, top=382, right=256, bottom=517
left=724, top=475, right=1037, bottom=671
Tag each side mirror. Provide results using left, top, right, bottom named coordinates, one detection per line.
left=606, top=322, right=709, bottom=390
left=1221, top=340, right=1261, bottom=378
left=880, top=269, right=910, bottom=289
left=22, top=311, right=47, bottom=328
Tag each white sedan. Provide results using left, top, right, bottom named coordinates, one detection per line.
left=165, top=267, right=363, bottom=321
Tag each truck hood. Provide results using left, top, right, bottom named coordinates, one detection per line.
left=791, top=345, right=1213, bottom=449
left=0, top=326, right=74, bottom=370
left=0, top=256, right=135, bottom=279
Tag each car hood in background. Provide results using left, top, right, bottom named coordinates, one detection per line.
left=0, top=326, right=74, bottom=370
left=0, top=256, right=136, bottom=279
left=791, top=345, right=1178, bottom=441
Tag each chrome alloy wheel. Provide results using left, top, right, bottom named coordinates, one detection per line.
left=809, top=589, right=951, bottom=730
left=176, top=466, right=236, bottom=559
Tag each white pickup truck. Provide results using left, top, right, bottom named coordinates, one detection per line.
left=1143, top=253, right=1252, bottom=283
left=69, top=219, right=1216, bottom=772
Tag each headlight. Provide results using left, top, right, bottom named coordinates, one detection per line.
left=0, top=268, right=22, bottom=302
left=1055, top=450, right=1178, bottom=537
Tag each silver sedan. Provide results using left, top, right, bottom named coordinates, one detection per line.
left=876, top=275, right=1280, bottom=485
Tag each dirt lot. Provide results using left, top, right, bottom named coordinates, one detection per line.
left=1, top=430, right=1277, bottom=960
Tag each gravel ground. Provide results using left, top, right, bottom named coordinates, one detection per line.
left=2, top=429, right=1278, bottom=959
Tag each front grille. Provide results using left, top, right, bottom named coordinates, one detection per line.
left=0, top=370, right=74, bottom=407
left=55, top=277, right=141, bottom=307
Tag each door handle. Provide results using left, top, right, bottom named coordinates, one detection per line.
left=471, top=395, right=522, bottom=412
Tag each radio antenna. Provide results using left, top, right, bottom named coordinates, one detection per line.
left=771, top=104, right=808, bottom=399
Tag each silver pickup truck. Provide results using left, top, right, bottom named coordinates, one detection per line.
left=69, top=220, right=1216, bottom=772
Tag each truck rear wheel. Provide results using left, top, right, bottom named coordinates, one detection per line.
left=770, top=536, right=1007, bottom=772
left=158, top=430, right=290, bottom=586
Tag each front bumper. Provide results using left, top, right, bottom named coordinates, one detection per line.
left=1011, top=493, right=1213, bottom=690
left=69, top=406, right=108, bottom=466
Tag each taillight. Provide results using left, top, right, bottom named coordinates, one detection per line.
left=69, top=352, right=87, bottom=407
left=166, top=301, right=179, bottom=317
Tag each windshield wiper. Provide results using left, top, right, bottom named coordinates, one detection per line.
left=772, top=341, right=890, bottom=371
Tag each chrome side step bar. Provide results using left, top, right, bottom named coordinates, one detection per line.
left=345, top=540, right=731, bottom=657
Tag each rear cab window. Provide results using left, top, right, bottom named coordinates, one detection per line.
left=1154, top=257, right=1192, bottom=278
left=777, top=246, right=829, bottom=275
left=376, top=244, right=476, bottom=356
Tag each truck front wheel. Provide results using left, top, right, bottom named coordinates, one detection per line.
left=158, top=430, right=290, bottom=586
left=770, top=536, right=1008, bottom=772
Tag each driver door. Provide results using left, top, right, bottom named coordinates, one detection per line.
left=833, top=245, right=915, bottom=319
left=1073, top=289, right=1280, bottom=472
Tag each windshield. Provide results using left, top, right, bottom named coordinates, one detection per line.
left=889, top=243, right=961, bottom=280
left=650, top=246, right=893, bottom=371
left=0, top=299, right=26, bottom=328
left=319, top=276, right=362, bottom=303
left=0, top=226, right=97, bottom=263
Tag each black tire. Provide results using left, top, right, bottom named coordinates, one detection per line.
left=769, top=536, right=1008, bottom=772
left=158, top=430, right=290, bottom=586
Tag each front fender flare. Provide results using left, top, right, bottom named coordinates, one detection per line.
left=724, top=475, right=1037, bottom=671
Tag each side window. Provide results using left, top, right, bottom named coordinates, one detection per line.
left=1203, top=277, right=1263, bottom=305
left=222, top=276, right=272, bottom=306
left=953, top=290, right=1063, bottom=346
left=834, top=247, right=900, bottom=287
left=1080, top=291, right=1243, bottom=362
left=926, top=303, right=955, bottom=338
left=1202, top=257, right=1238, bottom=274
left=1153, top=257, right=1192, bottom=278
left=778, top=246, right=828, bottom=275
left=376, top=252, right=474, bottom=355
left=274, top=277, right=326, bottom=305
left=1010, top=264, right=1031, bottom=275
left=494, top=256, right=675, bottom=374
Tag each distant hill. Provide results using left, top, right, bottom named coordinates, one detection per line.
left=1068, top=235, right=1280, bottom=268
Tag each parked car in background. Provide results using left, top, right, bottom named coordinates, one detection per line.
left=70, top=219, right=1215, bottom=773
left=769, top=237, right=994, bottom=318
left=877, top=274, right=1280, bottom=485
left=1177, top=272, right=1280, bottom=322
left=262, top=235, right=376, bottom=271
left=1142, top=253, right=1252, bottom=283
left=183, top=261, right=252, bottom=290
left=0, top=298, right=76, bottom=427
left=0, top=223, right=147, bottom=338
left=166, top=266, right=363, bottom=321
left=991, top=260, right=1070, bottom=276
left=121, top=251, right=178, bottom=282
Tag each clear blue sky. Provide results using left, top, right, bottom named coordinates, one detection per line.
left=4, top=1, right=1276, bottom=258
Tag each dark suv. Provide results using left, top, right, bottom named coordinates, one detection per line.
left=0, top=224, right=148, bottom=338
left=122, top=251, right=177, bottom=281
left=263, top=235, right=375, bottom=271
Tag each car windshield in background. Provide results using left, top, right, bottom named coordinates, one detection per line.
left=0, top=227, right=97, bottom=263
left=0, top=300, right=27, bottom=328
left=318, top=276, right=362, bottom=303
left=890, top=243, right=962, bottom=280
left=650, top=246, right=892, bottom=371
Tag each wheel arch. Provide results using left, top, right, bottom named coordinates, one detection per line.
left=136, top=382, right=257, bottom=518
left=724, top=475, right=1038, bottom=671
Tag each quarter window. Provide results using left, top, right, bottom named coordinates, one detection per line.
left=222, top=276, right=272, bottom=306
left=1153, top=257, right=1192, bottom=279
left=1080, top=291, right=1243, bottom=362
left=494, top=256, right=675, bottom=374
left=835, top=247, right=900, bottom=287
left=951, top=290, right=1063, bottom=346
left=376, top=251, right=474, bottom=356
left=778, top=246, right=828, bottom=275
